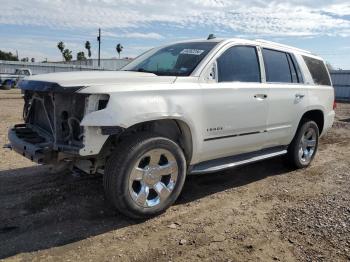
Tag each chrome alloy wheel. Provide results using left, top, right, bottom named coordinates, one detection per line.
left=298, top=127, right=317, bottom=165
left=128, top=149, right=179, bottom=208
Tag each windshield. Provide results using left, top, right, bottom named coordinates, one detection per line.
left=122, top=42, right=218, bottom=76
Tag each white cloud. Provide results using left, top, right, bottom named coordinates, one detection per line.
left=122, top=32, right=164, bottom=40
left=326, top=3, right=350, bottom=16
left=0, top=0, right=350, bottom=37
left=103, top=31, right=164, bottom=39
left=1, top=0, right=350, bottom=64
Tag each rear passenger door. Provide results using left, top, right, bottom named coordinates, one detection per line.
left=261, top=48, right=308, bottom=148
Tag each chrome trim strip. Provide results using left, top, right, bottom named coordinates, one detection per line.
left=266, top=125, right=291, bottom=132
left=204, top=130, right=267, bottom=142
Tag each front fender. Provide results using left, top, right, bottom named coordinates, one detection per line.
left=80, top=91, right=196, bottom=131
left=79, top=90, right=201, bottom=162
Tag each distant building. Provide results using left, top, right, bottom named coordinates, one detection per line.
left=0, top=60, right=104, bottom=75
left=59, top=58, right=133, bottom=71
left=330, top=70, right=350, bottom=101
left=0, top=58, right=133, bottom=76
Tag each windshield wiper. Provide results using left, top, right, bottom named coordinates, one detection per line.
left=137, top=68, right=155, bottom=74
left=122, top=68, right=155, bottom=74
left=125, top=68, right=185, bottom=76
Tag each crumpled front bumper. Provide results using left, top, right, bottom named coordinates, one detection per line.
left=8, top=124, right=54, bottom=164
left=8, top=124, right=106, bottom=167
left=8, top=124, right=81, bottom=164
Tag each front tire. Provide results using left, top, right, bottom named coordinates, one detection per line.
left=1, top=80, right=12, bottom=90
left=104, top=133, right=187, bottom=219
left=287, top=120, right=319, bottom=169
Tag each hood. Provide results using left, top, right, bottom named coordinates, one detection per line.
left=19, top=71, right=177, bottom=93
left=26, top=70, right=177, bottom=87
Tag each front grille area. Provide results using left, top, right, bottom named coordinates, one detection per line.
left=23, top=91, right=86, bottom=149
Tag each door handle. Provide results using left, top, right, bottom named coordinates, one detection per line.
left=295, top=94, right=305, bottom=99
left=254, top=94, right=268, bottom=99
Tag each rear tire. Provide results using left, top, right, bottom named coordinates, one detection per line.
left=287, top=120, right=319, bottom=169
left=104, top=132, right=187, bottom=219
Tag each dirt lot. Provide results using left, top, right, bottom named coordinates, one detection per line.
left=0, top=90, right=349, bottom=261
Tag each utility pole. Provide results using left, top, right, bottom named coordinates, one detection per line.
left=97, top=28, right=101, bottom=67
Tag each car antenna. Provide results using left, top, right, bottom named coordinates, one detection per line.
left=207, top=34, right=216, bottom=40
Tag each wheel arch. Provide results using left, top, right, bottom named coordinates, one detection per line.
left=103, top=118, right=194, bottom=164
left=298, top=109, right=325, bottom=135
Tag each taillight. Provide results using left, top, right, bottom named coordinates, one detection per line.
left=333, top=100, right=337, bottom=110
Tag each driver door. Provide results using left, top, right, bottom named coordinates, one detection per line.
left=199, top=45, right=269, bottom=162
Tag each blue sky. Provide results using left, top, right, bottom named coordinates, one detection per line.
left=1, top=0, right=350, bottom=69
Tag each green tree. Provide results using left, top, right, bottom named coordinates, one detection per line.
left=77, top=51, right=86, bottom=61
left=85, top=41, right=91, bottom=58
left=116, top=43, right=123, bottom=59
left=0, top=50, right=19, bottom=61
left=62, top=49, right=73, bottom=62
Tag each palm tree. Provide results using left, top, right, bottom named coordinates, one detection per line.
left=116, top=43, right=123, bottom=59
left=62, top=49, right=73, bottom=62
left=57, top=41, right=65, bottom=52
left=57, top=41, right=65, bottom=61
left=85, top=41, right=91, bottom=58
left=77, top=51, right=86, bottom=61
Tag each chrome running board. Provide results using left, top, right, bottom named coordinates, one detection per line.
left=189, top=147, right=287, bottom=175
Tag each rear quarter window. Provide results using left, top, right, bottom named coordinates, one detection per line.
left=303, top=56, right=331, bottom=86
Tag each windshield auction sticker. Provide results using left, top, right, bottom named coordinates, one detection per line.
left=180, top=49, right=205, bottom=55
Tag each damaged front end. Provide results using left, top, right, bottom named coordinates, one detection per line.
left=8, top=80, right=110, bottom=172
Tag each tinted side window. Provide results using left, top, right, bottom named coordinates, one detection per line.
left=303, top=56, right=331, bottom=86
left=217, top=46, right=260, bottom=83
left=262, top=49, right=292, bottom=83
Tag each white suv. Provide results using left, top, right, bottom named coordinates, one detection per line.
left=8, top=38, right=335, bottom=218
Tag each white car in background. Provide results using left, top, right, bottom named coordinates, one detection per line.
left=0, top=68, right=32, bottom=89
left=8, top=38, right=335, bottom=218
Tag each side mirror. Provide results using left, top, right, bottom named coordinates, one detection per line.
left=207, top=61, right=218, bottom=82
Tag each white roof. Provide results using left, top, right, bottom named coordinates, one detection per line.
left=173, top=37, right=319, bottom=58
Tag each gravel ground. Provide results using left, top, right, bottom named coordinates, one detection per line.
left=0, top=90, right=349, bottom=261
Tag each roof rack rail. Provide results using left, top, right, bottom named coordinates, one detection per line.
left=255, top=39, right=311, bottom=54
